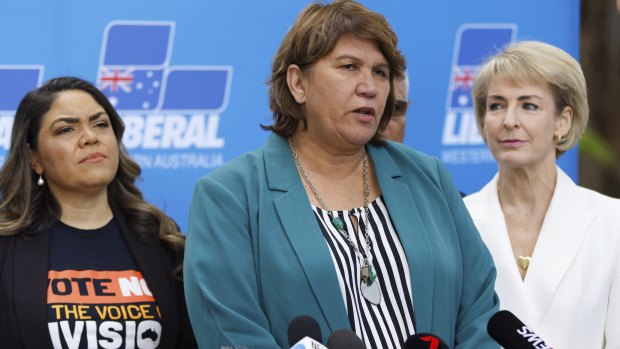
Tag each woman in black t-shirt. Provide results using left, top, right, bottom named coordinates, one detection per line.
left=0, top=76, right=197, bottom=349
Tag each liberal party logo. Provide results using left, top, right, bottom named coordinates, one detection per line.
left=441, top=24, right=516, bottom=164
left=97, top=21, right=232, bottom=169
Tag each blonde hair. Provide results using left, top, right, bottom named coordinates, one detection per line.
left=472, top=40, right=588, bottom=157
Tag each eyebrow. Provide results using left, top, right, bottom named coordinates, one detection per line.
left=335, top=54, right=390, bottom=69
left=517, top=95, right=543, bottom=101
left=48, top=112, right=107, bottom=130
left=487, top=94, right=543, bottom=101
left=335, top=54, right=361, bottom=62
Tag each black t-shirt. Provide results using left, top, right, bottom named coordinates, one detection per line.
left=47, top=219, right=162, bottom=349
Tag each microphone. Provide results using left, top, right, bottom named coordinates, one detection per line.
left=403, top=333, right=450, bottom=349
left=487, top=310, right=553, bottom=349
left=290, top=337, right=327, bottom=349
left=327, top=329, right=366, bottom=349
left=288, top=315, right=325, bottom=349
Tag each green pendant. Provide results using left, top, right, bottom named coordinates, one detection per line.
left=331, top=216, right=344, bottom=230
left=366, top=263, right=377, bottom=286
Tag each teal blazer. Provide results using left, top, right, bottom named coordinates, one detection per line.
left=184, top=134, right=499, bottom=349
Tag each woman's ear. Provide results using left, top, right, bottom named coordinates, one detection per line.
left=28, top=144, right=42, bottom=175
left=287, top=64, right=306, bottom=104
left=557, top=105, right=573, bottom=138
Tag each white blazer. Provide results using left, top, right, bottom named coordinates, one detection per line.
left=464, top=167, right=620, bottom=349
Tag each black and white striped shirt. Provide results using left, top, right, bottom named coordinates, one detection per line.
left=312, top=196, right=416, bottom=348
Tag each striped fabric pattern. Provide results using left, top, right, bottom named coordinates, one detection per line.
left=312, top=196, right=416, bottom=348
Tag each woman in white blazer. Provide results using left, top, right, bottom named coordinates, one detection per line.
left=464, top=40, right=620, bottom=348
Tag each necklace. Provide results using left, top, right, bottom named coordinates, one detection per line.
left=517, top=256, right=531, bottom=270
left=288, top=138, right=381, bottom=305
left=510, top=232, right=531, bottom=271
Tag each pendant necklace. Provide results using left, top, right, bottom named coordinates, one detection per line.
left=517, top=256, right=531, bottom=271
left=288, top=138, right=381, bottom=305
left=511, top=231, right=531, bottom=271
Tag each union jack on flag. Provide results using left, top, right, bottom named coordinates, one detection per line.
left=98, top=68, right=163, bottom=111
left=99, top=67, right=134, bottom=93
left=450, top=66, right=478, bottom=108
left=453, top=66, right=477, bottom=91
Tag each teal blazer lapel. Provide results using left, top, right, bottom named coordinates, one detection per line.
left=264, top=135, right=350, bottom=332
left=368, top=145, right=435, bottom=332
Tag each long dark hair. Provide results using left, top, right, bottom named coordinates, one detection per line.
left=0, top=76, right=185, bottom=276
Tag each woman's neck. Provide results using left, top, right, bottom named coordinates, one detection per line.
left=55, top=190, right=113, bottom=229
left=496, top=163, right=557, bottom=214
left=290, top=132, right=366, bottom=178
left=289, top=132, right=380, bottom=210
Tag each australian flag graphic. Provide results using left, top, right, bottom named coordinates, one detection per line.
left=446, top=25, right=517, bottom=111
left=97, top=21, right=232, bottom=113
left=0, top=66, right=43, bottom=111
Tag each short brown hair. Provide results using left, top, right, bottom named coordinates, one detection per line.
left=264, top=0, right=406, bottom=145
left=473, top=41, right=588, bottom=157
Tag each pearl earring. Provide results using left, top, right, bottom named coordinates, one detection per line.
left=37, top=174, right=44, bottom=186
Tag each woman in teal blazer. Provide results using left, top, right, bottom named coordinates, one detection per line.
left=184, top=137, right=499, bottom=348
left=184, top=1, right=498, bottom=348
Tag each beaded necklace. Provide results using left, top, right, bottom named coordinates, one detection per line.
left=288, top=138, right=381, bottom=304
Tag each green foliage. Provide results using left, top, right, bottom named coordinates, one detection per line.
left=579, top=128, right=617, bottom=167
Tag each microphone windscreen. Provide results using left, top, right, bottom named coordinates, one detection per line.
left=403, top=333, right=450, bottom=349
left=487, top=310, right=553, bottom=348
left=287, top=315, right=322, bottom=347
left=327, top=329, right=366, bottom=349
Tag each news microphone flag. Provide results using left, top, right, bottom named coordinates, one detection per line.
left=487, top=310, right=553, bottom=349
left=290, top=337, right=327, bottom=349
left=403, top=333, right=450, bottom=349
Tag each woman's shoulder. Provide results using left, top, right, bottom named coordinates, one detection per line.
left=194, top=134, right=296, bottom=194
left=574, top=184, right=620, bottom=214
left=381, top=140, right=438, bottom=161
left=463, top=176, right=496, bottom=204
left=0, top=233, right=15, bottom=252
left=196, top=144, right=267, bottom=188
left=369, top=141, right=466, bottom=201
left=375, top=140, right=444, bottom=174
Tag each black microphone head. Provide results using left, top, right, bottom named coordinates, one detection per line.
left=327, top=329, right=366, bottom=349
left=487, top=310, right=553, bottom=348
left=287, top=315, right=322, bottom=346
left=403, top=333, right=450, bottom=349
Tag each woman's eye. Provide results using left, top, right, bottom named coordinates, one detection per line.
left=373, top=68, right=388, bottom=77
left=95, top=121, right=110, bottom=128
left=57, top=127, right=73, bottom=134
left=523, top=103, right=539, bottom=111
left=342, top=64, right=356, bottom=71
left=488, top=103, right=503, bottom=111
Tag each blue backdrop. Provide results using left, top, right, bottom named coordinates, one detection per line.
left=0, top=1, right=580, bottom=231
